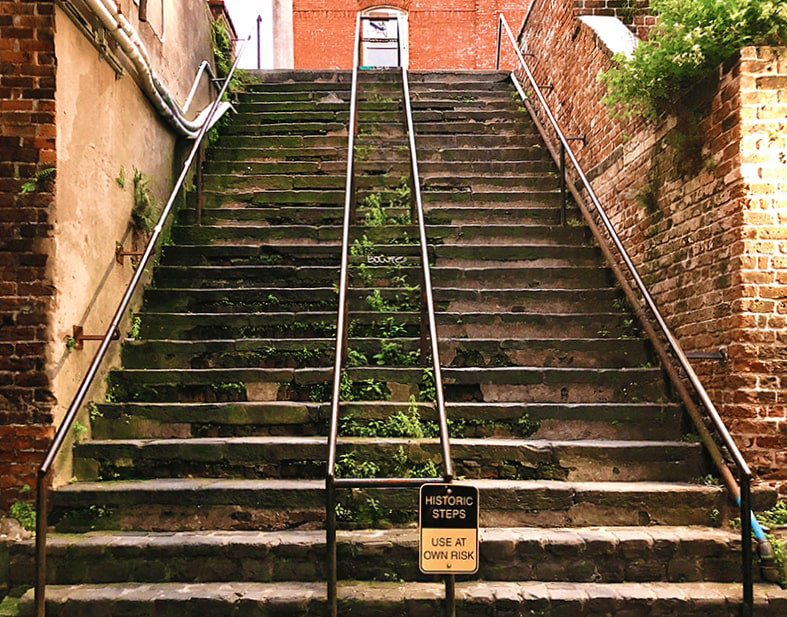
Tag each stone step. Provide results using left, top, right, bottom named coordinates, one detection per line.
left=20, top=579, right=787, bottom=617
left=432, top=287, right=622, bottom=312
left=120, top=336, right=650, bottom=371
left=234, top=98, right=521, bottom=113
left=201, top=172, right=556, bottom=192
left=104, top=365, right=669, bottom=405
left=425, top=205, right=582, bottom=226
left=133, top=309, right=637, bottom=341
left=8, top=526, right=757, bottom=588
left=89, top=401, right=684, bottom=441
left=208, top=145, right=346, bottom=162
left=151, top=264, right=611, bottom=291
left=73, top=436, right=703, bottom=483
left=19, top=580, right=787, bottom=617
left=47, top=478, right=744, bottom=532
left=202, top=159, right=556, bottom=177
left=228, top=109, right=531, bottom=127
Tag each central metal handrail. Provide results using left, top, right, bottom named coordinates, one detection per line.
left=325, top=13, right=454, bottom=617
left=496, top=13, right=765, bottom=617
left=33, top=38, right=248, bottom=617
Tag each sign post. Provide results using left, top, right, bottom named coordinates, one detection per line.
left=419, top=484, right=479, bottom=575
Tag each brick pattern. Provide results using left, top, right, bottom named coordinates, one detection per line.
left=522, top=0, right=787, bottom=494
left=0, top=0, right=57, bottom=508
left=573, top=0, right=655, bottom=39
left=293, top=0, right=527, bottom=70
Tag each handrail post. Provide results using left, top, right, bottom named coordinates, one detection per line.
left=740, top=473, right=753, bottom=617
left=196, top=140, right=205, bottom=226
left=496, top=16, right=503, bottom=70
left=559, top=143, right=566, bottom=225
left=34, top=470, right=49, bottom=617
left=326, top=476, right=338, bottom=617
left=445, top=574, right=456, bottom=617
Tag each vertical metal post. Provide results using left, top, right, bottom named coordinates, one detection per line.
left=445, top=575, right=456, bottom=617
left=559, top=143, right=566, bottom=226
left=34, top=471, right=49, bottom=617
left=740, top=475, right=753, bottom=617
left=327, top=477, right=338, bottom=617
left=196, top=141, right=205, bottom=226
left=496, top=17, right=502, bottom=70
left=256, top=15, right=262, bottom=69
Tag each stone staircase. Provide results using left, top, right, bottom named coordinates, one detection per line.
left=13, top=71, right=786, bottom=615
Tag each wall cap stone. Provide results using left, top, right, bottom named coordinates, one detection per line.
left=579, top=15, right=638, bottom=59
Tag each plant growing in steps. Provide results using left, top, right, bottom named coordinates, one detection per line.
left=374, top=340, right=419, bottom=366
left=115, top=166, right=126, bottom=188
left=419, top=367, right=436, bottom=402
left=132, top=168, right=159, bottom=233
left=9, top=500, right=35, bottom=532
left=341, top=395, right=437, bottom=438
left=351, top=235, right=375, bottom=257
left=346, top=348, right=369, bottom=367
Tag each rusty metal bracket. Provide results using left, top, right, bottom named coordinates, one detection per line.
left=72, top=325, right=119, bottom=351
left=115, top=242, right=145, bottom=265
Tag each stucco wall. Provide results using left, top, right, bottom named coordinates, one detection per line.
left=520, top=0, right=787, bottom=494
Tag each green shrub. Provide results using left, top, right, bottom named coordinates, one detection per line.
left=602, top=0, right=787, bottom=117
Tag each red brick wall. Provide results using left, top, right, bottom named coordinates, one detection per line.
left=573, top=0, right=655, bottom=38
left=521, top=0, right=787, bottom=494
left=0, top=0, right=57, bottom=509
left=293, top=0, right=527, bottom=70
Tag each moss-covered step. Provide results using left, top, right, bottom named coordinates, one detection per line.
left=430, top=265, right=613, bottom=289
left=88, top=400, right=684, bottom=442
left=47, top=478, right=752, bottom=532
left=418, top=159, right=557, bottom=175
left=120, top=336, right=421, bottom=370
left=432, top=287, right=621, bottom=313
left=152, top=265, right=343, bottom=289
left=415, top=145, right=551, bottom=163
left=207, top=145, right=346, bottom=163
left=72, top=436, right=704, bottom=483
left=441, top=366, right=670, bottom=404
left=431, top=243, right=596, bottom=263
left=160, top=243, right=343, bottom=266
left=439, top=337, right=651, bottom=369
left=434, top=310, right=642, bottom=340
left=8, top=526, right=757, bottom=588
left=140, top=286, right=418, bottom=313
left=135, top=310, right=419, bottom=340
left=424, top=205, right=573, bottom=226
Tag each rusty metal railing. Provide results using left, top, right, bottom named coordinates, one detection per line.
left=497, top=12, right=767, bottom=616
left=325, top=13, right=455, bottom=617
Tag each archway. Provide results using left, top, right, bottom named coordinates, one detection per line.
left=361, top=6, right=408, bottom=68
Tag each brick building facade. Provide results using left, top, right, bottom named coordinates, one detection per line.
left=293, top=0, right=528, bottom=70
left=0, top=0, right=58, bottom=509
left=520, top=0, right=787, bottom=494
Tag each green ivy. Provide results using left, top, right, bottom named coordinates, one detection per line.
left=602, top=0, right=787, bottom=117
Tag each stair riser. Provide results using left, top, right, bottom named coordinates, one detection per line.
left=8, top=531, right=753, bottom=587
left=90, top=402, right=684, bottom=442
left=48, top=485, right=736, bottom=533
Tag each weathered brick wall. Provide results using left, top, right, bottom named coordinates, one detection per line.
left=0, top=0, right=57, bottom=509
left=573, top=0, right=655, bottom=38
left=521, top=0, right=787, bottom=494
left=293, top=0, right=527, bottom=70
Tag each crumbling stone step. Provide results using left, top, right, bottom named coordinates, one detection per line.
left=73, top=436, right=703, bottom=483
left=416, top=145, right=551, bottom=162
left=120, top=336, right=419, bottom=369
left=208, top=145, right=345, bottom=162
left=153, top=265, right=344, bottom=288
left=135, top=309, right=417, bottom=340
left=19, top=580, right=787, bottom=617
left=441, top=366, right=670, bottom=404
left=432, top=287, right=621, bottom=312
left=160, top=243, right=343, bottom=266
left=425, top=205, right=578, bottom=225
left=48, top=478, right=742, bottom=532
left=178, top=206, right=348, bottom=225
left=440, top=337, right=651, bottom=369
left=435, top=310, right=641, bottom=339
left=220, top=121, right=349, bottom=136
left=430, top=266, right=612, bottom=289
left=89, top=400, right=683, bottom=442
left=8, top=526, right=756, bottom=588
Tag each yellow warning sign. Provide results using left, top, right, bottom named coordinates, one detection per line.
left=419, top=484, right=479, bottom=574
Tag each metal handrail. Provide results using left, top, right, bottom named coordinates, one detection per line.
left=33, top=39, right=249, bottom=617
left=325, top=13, right=454, bottom=617
left=496, top=13, right=763, bottom=616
